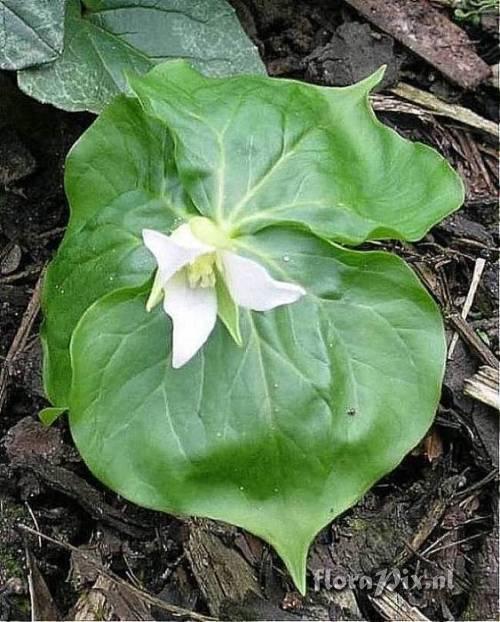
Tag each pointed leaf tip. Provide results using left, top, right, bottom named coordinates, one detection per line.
left=39, top=407, right=67, bottom=427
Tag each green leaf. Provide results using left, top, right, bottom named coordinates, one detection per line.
left=41, top=94, right=193, bottom=407
left=17, top=0, right=265, bottom=113
left=0, top=0, right=65, bottom=70
left=39, top=406, right=67, bottom=426
left=42, top=66, right=462, bottom=592
left=68, top=228, right=445, bottom=593
left=129, top=61, right=464, bottom=245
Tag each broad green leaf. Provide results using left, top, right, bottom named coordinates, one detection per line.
left=0, top=0, right=64, bottom=70
left=68, top=228, right=445, bottom=593
left=17, top=0, right=265, bottom=113
left=42, top=66, right=463, bottom=592
left=41, top=95, right=194, bottom=407
left=129, top=61, right=464, bottom=245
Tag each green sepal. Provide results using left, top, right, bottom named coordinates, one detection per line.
left=216, top=271, right=242, bottom=346
left=39, top=406, right=67, bottom=427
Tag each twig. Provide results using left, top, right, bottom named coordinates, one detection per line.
left=426, top=531, right=489, bottom=556
left=24, top=503, right=42, bottom=548
left=448, top=257, right=486, bottom=358
left=35, top=226, right=66, bottom=241
left=465, top=133, right=494, bottom=191
left=0, top=267, right=45, bottom=415
left=395, top=497, right=448, bottom=565
left=0, top=265, right=43, bottom=284
left=447, top=313, right=499, bottom=368
left=421, top=530, right=454, bottom=557
left=390, top=83, right=497, bottom=136
left=26, top=547, right=37, bottom=622
left=453, top=468, right=498, bottom=498
left=17, top=524, right=217, bottom=622
left=371, top=94, right=436, bottom=123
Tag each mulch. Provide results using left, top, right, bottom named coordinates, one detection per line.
left=0, top=1, right=498, bottom=620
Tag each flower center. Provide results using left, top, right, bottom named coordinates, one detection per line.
left=187, top=253, right=216, bottom=288
left=189, top=216, right=231, bottom=249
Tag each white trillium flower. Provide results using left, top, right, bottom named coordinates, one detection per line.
left=142, top=217, right=305, bottom=368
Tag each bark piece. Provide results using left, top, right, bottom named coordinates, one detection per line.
left=462, top=496, right=499, bottom=621
left=26, top=549, right=61, bottom=621
left=12, top=457, right=149, bottom=539
left=5, top=417, right=65, bottom=466
left=343, top=0, right=491, bottom=89
left=72, top=575, right=151, bottom=622
left=370, top=590, right=430, bottom=621
left=186, top=521, right=261, bottom=618
left=0, top=243, right=22, bottom=275
left=19, top=523, right=215, bottom=622
left=186, top=521, right=300, bottom=619
left=305, top=22, right=400, bottom=87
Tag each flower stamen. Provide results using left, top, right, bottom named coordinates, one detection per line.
left=187, top=253, right=216, bottom=288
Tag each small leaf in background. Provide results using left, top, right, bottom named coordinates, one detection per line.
left=0, top=0, right=65, bottom=70
left=18, top=0, right=265, bottom=113
left=38, top=406, right=67, bottom=427
left=421, top=428, right=444, bottom=463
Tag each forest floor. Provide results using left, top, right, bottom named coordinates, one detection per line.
left=0, top=1, right=498, bottom=620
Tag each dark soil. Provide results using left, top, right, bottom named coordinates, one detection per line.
left=0, top=1, right=498, bottom=620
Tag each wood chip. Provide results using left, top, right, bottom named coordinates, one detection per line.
left=342, top=0, right=491, bottom=89
left=370, top=589, right=431, bottom=621
left=464, top=365, right=500, bottom=411
left=18, top=524, right=216, bottom=622
left=0, top=243, right=22, bottom=275
left=26, top=548, right=61, bottom=622
left=72, top=575, right=151, bottom=621
left=13, top=457, right=149, bottom=539
left=186, top=521, right=260, bottom=617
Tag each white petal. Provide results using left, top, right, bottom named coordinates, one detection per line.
left=142, top=226, right=212, bottom=284
left=163, top=271, right=217, bottom=368
left=220, top=251, right=306, bottom=312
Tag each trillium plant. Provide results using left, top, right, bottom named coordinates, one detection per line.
left=41, top=60, right=463, bottom=593
left=142, top=220, right=305, bottom=367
